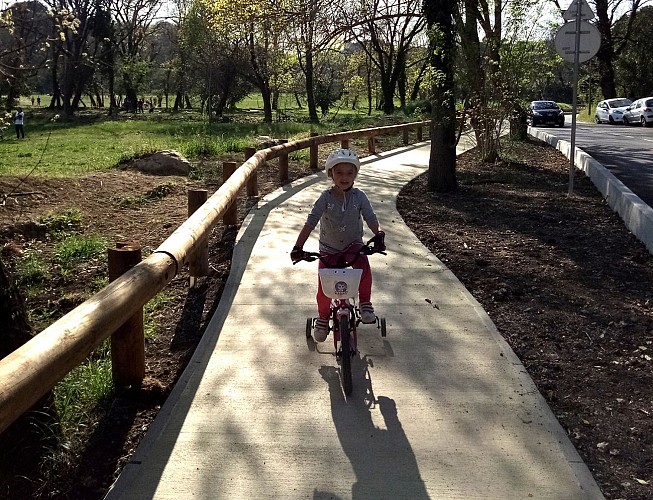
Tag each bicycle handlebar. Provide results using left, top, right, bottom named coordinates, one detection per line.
left=293, top=239, right=386, bottom=267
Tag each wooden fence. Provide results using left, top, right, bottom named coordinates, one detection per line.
left=0, top=121, right=429, bottom=435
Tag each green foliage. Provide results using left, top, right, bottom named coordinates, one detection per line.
left=53, top=235, right=107, bottom=271
left=54, top=357, right=113, bottom=436
left=180, top=135, right=251, bottom=157
left=39, top=209, right=83, bottom=234
left=404, top=100, right=431, bottom=117
left=144, top=292, right=176, bottom=339
left=289, top=149, right=309, bottom=161
left=614, top=6, right=653, bottom=98
left=17, top=252, right=48, bottom=286
left=115, top=183, right=176, bottom=207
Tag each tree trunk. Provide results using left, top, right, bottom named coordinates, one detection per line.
left=381, top=72, right=395, bottom=114
left=173, top=92, right=183, bottom=111
left=305, top=48, right=319, bottom=123
left=594, top=0, right=617, bottom=99
left=108, top=60, right=116, bottom=116
left=0, top=258, right=59, bottom=494
left=366, top=56, right=373, bottom=116
left=459, top=0, right=484, bottom=145
left=509, top=108, right=528, bottom=141
left=398, top=56, right=407, bottom=110
left=261, top=83, right=273, bottom=123
left=424, top=0, right=457, bottom=193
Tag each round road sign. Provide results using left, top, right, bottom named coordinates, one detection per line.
left=554, top=21, right=601, bottom=63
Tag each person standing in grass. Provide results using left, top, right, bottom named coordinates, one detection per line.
left=13, top=107, right=25, bottom=139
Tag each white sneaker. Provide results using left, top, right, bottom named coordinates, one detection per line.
left=313, top=318, right=329, bottom=342
left=359, top=302, right=376, bottom=324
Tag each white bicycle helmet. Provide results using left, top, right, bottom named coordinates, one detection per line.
left=325, top=148, right=360, bottom=177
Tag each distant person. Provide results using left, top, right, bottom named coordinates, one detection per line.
left=31, top=96, right=35, bottom=106
left=13, top=107, right=25, bottom=139
left=37, top=96, right=41, bottom=106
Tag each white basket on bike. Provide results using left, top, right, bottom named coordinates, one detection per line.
left=319, top=268, right=363, bottom=299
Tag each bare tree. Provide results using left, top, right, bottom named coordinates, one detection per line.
left=284, top=0, right=341, bottom=122
left=0, top=1, right=50, bottom=109
left=347, top=0, right=425, bottom=114
left=107, top=0, right=160, bottom=111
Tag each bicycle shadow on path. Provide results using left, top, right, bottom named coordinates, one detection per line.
left=314, top=360, right=429, bottom=500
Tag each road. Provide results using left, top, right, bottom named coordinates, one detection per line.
left=533, top=118, right=653, bottom=207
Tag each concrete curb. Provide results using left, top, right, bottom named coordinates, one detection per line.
left=529, top=127, right=653, bottom=254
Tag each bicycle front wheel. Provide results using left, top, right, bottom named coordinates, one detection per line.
left=339, top=319, right=353, bottom=396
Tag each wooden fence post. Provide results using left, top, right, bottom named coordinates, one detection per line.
left=223, top=161, right=238, bottom=226
left=108, top=243, right=144, bottom=388
left=368, top=135, right=376, bottom=154
left=245, top=147, right=258, bottom=197
left=341, top=138, right=349, bottom=149
left=188, top=189, right=209, bottom=287
left=310, top=132, right=319, bottom=169
left=403, top=128, right=409, bottom=146
left=417, top=125, right=423, bottom=142
left=279, top=139, right=289, bottom=182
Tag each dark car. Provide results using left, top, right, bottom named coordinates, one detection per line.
left=527, top=101, right=565, bottom=127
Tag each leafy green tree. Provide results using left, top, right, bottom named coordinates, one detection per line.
left=614, top=5, right=653, bottom=99
left=313, top=50, right=346, bottom=115
left=181, top=1, right=253, bottom=118
left=548, top=0, right=645, bottom=100
left=201, top=0, right=289, bottom=122
left=43, top=0, right=105, bottom=115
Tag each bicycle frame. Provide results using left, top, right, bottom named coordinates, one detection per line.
left=331, top=298, right=357, bottom=358
left=295, top=238, right=386, bottom=396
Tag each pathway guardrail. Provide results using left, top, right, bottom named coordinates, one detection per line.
left=0, top=121, right=430, bottom=435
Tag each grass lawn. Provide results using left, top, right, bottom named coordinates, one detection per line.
left=1, top=102, right=410, bottom=177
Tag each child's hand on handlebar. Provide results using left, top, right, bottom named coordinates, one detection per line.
left=291, top=246, right=307, bottom=264
left=369, top=231, right=386, bottom=253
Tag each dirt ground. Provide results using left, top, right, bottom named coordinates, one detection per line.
left=1, top=138, right=652, bottom=499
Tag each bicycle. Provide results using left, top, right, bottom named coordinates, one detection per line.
left=293, top=239, right=387, bottom=396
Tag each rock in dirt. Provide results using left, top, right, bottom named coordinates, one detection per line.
left=130, top=150, right=191, bottom=176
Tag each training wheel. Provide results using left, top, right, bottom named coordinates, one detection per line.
left=380, top=317, right=387, bottom=337
left=306, top=318, right=313, bottom=338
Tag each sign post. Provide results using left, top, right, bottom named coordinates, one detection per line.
left=555, top=0, right=600, bottom=195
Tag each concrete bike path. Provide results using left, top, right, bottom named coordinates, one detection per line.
left=105, top=140, right=603, bottom=499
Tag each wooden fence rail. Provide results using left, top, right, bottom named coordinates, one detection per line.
left=0, top=120, right=429, bottom=435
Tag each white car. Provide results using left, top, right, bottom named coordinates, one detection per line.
left=595, top=98, right=632, bottom=124
left=622, top=97, right=653, bottom=127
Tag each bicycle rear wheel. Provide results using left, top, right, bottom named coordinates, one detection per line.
left=339, top=319, right=353, bottom=396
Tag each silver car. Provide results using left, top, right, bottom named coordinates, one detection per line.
left=622, top=97, right=653, bottom=127
left=594, top=98, right=632, bottom=124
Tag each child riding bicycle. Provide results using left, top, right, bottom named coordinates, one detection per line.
left=291, top=148, right=385, bottom=342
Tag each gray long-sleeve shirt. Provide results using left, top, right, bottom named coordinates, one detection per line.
left=305, top=187, right=378, bottom=253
